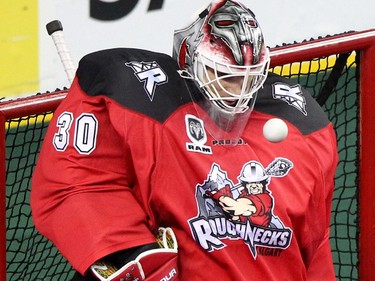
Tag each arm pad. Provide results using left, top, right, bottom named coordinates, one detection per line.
left=90, top=227, right=179, bottom=281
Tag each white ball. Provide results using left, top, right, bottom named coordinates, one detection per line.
left=263, top=118, right=288, bottom=143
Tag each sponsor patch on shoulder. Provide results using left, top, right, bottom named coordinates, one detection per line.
left=185, top=114, right=212, bottom=154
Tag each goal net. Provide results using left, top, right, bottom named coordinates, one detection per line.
left=1, top=30, right=375, bottom=280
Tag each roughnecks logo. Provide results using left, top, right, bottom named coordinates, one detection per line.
left=188, top=159, right=293, bottom=258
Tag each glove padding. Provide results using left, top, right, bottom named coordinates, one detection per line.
left=91, top=227, right=179, bottom=281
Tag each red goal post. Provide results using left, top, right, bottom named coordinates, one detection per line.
left=0, top=29, right=374, bottom=280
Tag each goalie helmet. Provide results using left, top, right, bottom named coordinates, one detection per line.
left=173, top=0, right=269, bottom=113
left=173, top=0, right=270, bottom=142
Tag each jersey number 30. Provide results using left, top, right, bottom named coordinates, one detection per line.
left=53, top=111, right=98, bottom=155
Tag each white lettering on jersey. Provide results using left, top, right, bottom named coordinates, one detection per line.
left=125, top=61, right=168, bottom=101
left=53, top=112, right=73, bottom=151
left=53, top=112, right=98, bottom=155
left=74, top=113, right=98, bottom=155
left=272, top=83, right=307, bottom=115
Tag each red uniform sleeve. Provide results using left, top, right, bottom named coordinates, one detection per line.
left=306, top=231, right=336, bottom=280
left=31, top=79, right=156, bottom=274
left=305, top=123, right=338, bottom=280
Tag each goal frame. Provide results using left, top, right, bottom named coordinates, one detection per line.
left=0, top=29, right=374, bottom=280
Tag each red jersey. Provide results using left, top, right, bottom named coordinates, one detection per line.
left=31, top=48, right=338, bottom=280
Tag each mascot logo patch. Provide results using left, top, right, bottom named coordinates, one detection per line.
left=189, top=158, right=293, bottom=258
left=125, top=61, right=168, bottom=101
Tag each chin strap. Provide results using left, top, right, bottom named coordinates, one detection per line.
left=90, top=227, right=179, bottom=281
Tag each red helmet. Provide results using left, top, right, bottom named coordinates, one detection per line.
left=173, top=0, right=270, bottom=115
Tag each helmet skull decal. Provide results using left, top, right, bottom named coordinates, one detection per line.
left=208, top=1, right=262, bottom=65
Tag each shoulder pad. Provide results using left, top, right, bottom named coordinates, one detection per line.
left=255, top=72, right=330, bottom=135
left=76, top=48, right=193, bottom=122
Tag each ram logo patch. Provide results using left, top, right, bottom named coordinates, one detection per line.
left=185, top=114, right=212, bottom=154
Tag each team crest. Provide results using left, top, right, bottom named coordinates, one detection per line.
left=185, top=114, right=212, bottom=154
left=189, top=158, right=293, bottom=258
left=125, top=61, right=168, bottom=101
left=272, top=82, right=307, bottom=115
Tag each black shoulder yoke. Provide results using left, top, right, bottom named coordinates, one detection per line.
left=76, top=48, right=194, bottom=123
left=255, top=72, right=330, bottom=135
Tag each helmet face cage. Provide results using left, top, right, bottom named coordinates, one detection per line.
left=173, top=0, right=270, bottom=142
left=195, top=49, right=270, bottom=114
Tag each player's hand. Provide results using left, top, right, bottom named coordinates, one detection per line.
left=90, top=227, right=179, bottom=281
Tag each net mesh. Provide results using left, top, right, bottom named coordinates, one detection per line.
left=6, top=113, right=74, bottom=280
left=4, top=49, right=359, bottom=280
left=271, top=51, right=359, bottom=280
